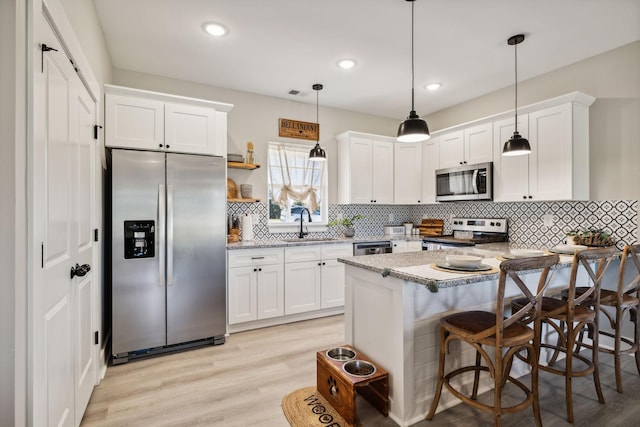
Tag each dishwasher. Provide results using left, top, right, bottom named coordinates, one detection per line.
left=353, top=240, right=393, bottom=256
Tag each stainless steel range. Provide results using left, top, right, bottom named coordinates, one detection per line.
left=422, top=217, right=508, bottom=250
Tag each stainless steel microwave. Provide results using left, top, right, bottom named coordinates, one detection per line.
left=435, top=162, right=493, bottom=202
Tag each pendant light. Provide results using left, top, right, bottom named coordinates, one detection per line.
left=397, top=0, right=430, bottom=143
left=502, top=34, right=531, bottom=156
left=309, top=83, right=326, bottom=161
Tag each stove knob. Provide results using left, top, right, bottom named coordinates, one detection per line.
left=496, top=222, right=502, bottom=227
left=490, top=222, right=495, bottom=226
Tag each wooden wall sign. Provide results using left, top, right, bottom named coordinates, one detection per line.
left=279, top=118, right=319, bottom=141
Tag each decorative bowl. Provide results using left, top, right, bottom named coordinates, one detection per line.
left=445, top=254, right=482, bottom=268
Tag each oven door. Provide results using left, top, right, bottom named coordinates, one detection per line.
left=435, top=162, right=492, bottom=202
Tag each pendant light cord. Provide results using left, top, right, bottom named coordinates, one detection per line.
left=410, top=0, right=415, bottom=112
left=514, top=40, right=518, bottom=132
left=316, top=87, right=319, bottom=142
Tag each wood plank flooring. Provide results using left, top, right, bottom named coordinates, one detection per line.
left=81, top=315, right=640, bottom=426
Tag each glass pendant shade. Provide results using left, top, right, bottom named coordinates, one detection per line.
left=309, top=83, right=326, bottom=161
left=309, top=142, right=326, bottom=161
left=502, top=131, right=531, bottom=156
left=397, top=110, right=430, bottom=142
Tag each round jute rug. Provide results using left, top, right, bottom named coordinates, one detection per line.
left=281, top=386, right=352, bottom=427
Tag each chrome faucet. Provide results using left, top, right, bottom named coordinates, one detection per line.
left=298, top=207, right=312, bottom=238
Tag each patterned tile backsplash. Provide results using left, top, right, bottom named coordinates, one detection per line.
left=227, top=200, right=638, bottom=249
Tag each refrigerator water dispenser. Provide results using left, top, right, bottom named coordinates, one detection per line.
left=124, top=220, right=155, bottom=259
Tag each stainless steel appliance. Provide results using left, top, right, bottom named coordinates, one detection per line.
left=435, top=162, right=493, bottom=202
left=108, top=149, right=226, bottom=364
left=353, top=241, right=393, bottom=256
left=423, top=217, right=508, bottom=250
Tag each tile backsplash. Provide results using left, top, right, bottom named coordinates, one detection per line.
left=227, top=200, right=638, bottom=249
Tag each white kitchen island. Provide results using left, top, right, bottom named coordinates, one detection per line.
left=339, top=247, right=575, bottom=427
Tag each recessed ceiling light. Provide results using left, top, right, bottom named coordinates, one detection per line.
left=203, top=22, right=228, bottom=37
left=337, top=59, right=357, bottom=70
left=425, top=83, right=441, bottom=91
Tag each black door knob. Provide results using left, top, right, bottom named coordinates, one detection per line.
left=70, top=263, right=91, bottom=279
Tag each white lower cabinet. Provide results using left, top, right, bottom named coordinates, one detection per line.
left=391, top=240, right=407, bottom=253
left=284, top=244, right=352, bottom=315
left=227, top=248, right=284, bottom=325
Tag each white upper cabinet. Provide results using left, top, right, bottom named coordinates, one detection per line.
left=421, top=137, right=440, bottom=204
left=105, top=85, right=233, bottom=156
left=439, top=122, right=492, bottom=169
left=492, top=93, right=594, bottom=201
left=337, top=131, right=394, bottom=204
left=492, top=115, right=530, bottom=201
left=394, top=141, right=423, bottom=204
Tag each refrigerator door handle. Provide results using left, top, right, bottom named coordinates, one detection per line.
left=158, top=184, right=166, bottom=287
left=167, top=184, right=174, bottom=286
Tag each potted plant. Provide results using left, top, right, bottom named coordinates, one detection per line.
left=328, top=214, right=366, bottom=237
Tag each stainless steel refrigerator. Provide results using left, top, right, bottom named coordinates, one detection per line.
left=109, top=148, right=226, bottom=364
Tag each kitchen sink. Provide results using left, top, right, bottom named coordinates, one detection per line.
left=282, top=237, right=338, bottom=243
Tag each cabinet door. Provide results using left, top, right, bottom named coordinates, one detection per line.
left=528, top=103, right=573, bottom=200
left=257, top=263, right=285, bottom=320
left=438, top=130, right=464, bottom=168
left=421, top=137, right=440, bottom=204
left=228, top=267, right=257, bottom=324
left=105, top=94, right=164, bottom=150
left=348, top=136, right=374, bottom=203
left=492, top=115, right=530, bottom=201
left=372, top=139, right=394, bottom=203
left=165, top=103, right=219, bottom=155
left=391, top=240, right=408, bottom=253
left=321, top=259, right=346, bottom=308
left=407, top=241, right=423, bottom=252
left=284, top=261, right=321, bottom=315
left=394, top=141, right=422, bottom=204
left=464, top=122, right=493, bottom=165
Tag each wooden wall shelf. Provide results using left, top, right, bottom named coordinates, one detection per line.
left=228, top=162, right=260, bottom=170
left=227, top=198, right=260, bottom=203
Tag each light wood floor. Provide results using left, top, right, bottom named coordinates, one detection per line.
left=81, top=315, right=640, bottom=426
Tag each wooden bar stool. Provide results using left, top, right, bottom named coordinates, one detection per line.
left=562, top=244, right=640, bottom=393
left=427, top=254, right=559, bottom=427
left=512, top=247, right=617, bottom=423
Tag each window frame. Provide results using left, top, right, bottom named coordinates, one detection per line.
left=266, top=141, right=328, bottom=234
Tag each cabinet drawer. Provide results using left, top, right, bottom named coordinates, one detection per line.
left=228, top=248, right=284, bottom=268
left=285, top=246, right=322, bottom=263
left=321, top=243, right=353, bottom=259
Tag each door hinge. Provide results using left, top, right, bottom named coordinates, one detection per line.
left=94, top=331, right=99, bottom=345
left=94, top=228, right=99, bottom=242
left=93, top=125, right=103, bottom=140
left=40, top=43, right=58, bottom=73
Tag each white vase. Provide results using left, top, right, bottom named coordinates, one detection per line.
left=343, top=226, right=355, bottom=237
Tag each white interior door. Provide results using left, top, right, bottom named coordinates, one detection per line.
left=32, top=16, right=97, bottom=427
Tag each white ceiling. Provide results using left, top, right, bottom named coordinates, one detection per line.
left=93, top=0, right=640, bottom=119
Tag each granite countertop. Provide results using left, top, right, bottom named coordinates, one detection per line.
left=226, top=234, right=424, bottom=250
left=338, top=243, right=575, bottom=289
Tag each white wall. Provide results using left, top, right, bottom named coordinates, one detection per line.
left=1, top=0, right=27, bottom=425
left=425, top=41, right=640, bottom=202
left=112, top=69, right=400, bottom=204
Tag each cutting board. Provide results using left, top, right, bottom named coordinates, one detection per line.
left=418, top=218, right=444, bottom=236
left=227, top=178, right=239, bottom=199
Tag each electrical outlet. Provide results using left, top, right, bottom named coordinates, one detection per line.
left=252, top=213, right=259, bottom=223
left=389, top=213, right=394, bottom=222
left=542, top=214, right=555, bottom=227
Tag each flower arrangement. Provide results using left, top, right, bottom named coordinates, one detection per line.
left=328, top=214, right=366, bottom=228
left=566, top=227, right=615, bottom=247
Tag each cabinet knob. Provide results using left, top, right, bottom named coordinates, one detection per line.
left=322, top=262, right=326, bottom=266
left=258, top=268, right=262, bottom=271
left=523, top=196, right=527, bottom=199
left=253, top=268, right=257, bottom=272
left=528, top=195, right=533, bottom=199
left=459, top=161, right=463, bottom=165
left=166, top=145, right=170, bottom=149
left=158, top=144, right=163, bottom=148
left=318, top=262, right=322, bottom=266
